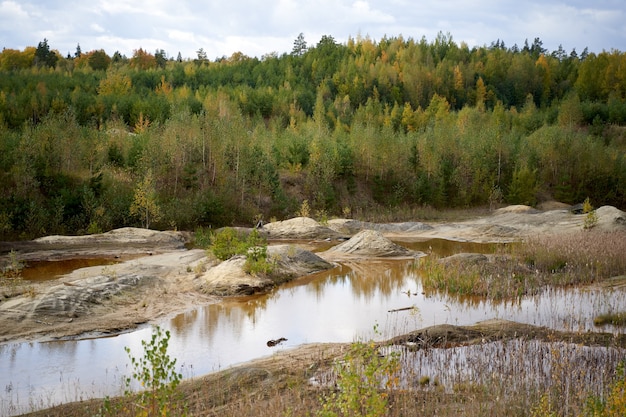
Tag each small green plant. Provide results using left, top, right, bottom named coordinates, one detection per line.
left=315, top=209, right=329, bottom=225
left=530, top=393, right=558, bottom=417
left=0, top=250, right=24, bottom=291
left=193, top=226, right=213, bottom=248
left=211, top=228, right=274, bottom=275
left=210, top=227, right=247, bottom=261
left=123, top=325, right=184, bottom=416
left=87, top=220, right=103, bottom=235
left=585, top=361, right=626, bottom=416
left=243, top=229, right=275, bottom=275
left=593, top=312, right=626, bottom=327
left=298, top=199, right=311, bottom=218
left=583, top=197, right=598, bottom=230
left=318, top=329, right=400, bottom=417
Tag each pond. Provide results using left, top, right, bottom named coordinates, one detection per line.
left=1, top=239, right=624, bottom=416
left=20, top=258, right=120, bottom=281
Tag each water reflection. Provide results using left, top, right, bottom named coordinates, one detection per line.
left=397, top=238, right=502, bottom=257
left=21, top=258, right=121, bottom=281
left=1, top=240, right=624, bottom=416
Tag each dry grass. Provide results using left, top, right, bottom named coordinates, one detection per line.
left=518, top=230, right=626, bottom=284
left=418, top=230, right=626, bottom=300
left=351, top=203, right=492, bottom=223
left=594, top=312, right=626, bottom=327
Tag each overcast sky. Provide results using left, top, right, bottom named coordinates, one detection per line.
left=1, top=0, right=625, bottom=60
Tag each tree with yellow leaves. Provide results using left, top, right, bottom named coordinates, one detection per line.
left=130, top=169, right=161, bottom=228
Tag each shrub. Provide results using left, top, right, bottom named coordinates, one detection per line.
left=0, top=250, right=25, bottom=293
left=318, top=330, right=400, bottom=417
left=210, top=227, right=248, bottom=261
left=122, top=326, right=184, bottom=416
left=583, top=197, right=598, bottom=230
left=211, top=227, right=274, bottom=275
left=192, top=226, right=213, bottom=249
left=593, top=312, right=626, bottom=327
left=298, top=199, right=311, bottom=218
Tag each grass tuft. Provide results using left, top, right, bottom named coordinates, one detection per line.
left=417, top=230, right=626, bottom=300
left=594, top=312, right=626, bottom=327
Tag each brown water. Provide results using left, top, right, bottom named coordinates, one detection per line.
left=1, top=239, right=624, bottom=416
left=21, top=258, right=120, bottom=281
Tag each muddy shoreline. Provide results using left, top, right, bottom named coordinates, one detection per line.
left=1, top=205, right=625, bottom=344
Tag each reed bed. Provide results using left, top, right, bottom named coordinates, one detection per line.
left=418, top=230, right=626, bottom=300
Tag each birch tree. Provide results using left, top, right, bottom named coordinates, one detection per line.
left=130, top=169, right=161, bottom=228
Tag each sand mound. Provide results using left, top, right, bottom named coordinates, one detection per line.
left=327, top=219, right=433, bottom=235
left=263, top=217, right=342, bottom=239
left=325, top=230, right=416, bottom=257
left=595, top=206, right=626, bottom=229
left=200, top=245, right=333, bottom=295
left=494, top=205, right=538, bottom=214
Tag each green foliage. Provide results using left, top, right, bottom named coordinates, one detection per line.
left=507, top=166, right=538, bottom=206
left=129, top=169, right=161, bottom=229
left=210, top=228, right=274, bottom=275
left=193, top=226, right=213, bottom=248
left=318, top=332, right=400, bottom=417
left=34, top=38, right=58, bottom=68
left=584, top=362, right=626, bottom=417
left=0, top=250, right=24, bottom=292
left=88, top=49, right=111, bottom=71
left=1, top=37, right=626, bottom=237
left=123, top=326, right=184, bottom=417
left=210, top=227, right=248, bottom=261
left=244, top=229, right=274, bottom=275
left=583, top=197, right=598, bottom=230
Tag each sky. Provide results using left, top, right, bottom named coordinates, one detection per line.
left=1, top=0, right=625, bottom=60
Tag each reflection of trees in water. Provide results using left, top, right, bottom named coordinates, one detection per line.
left=398, top=239, right=500, bottom=257
left=168, top=302, right=255, bottom=345
left=308, top=260, right=418, bottom=301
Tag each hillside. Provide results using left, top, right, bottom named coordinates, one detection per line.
left=0, top=35, right=625, bottom=239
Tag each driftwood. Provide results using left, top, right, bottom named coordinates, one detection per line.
left=266, top=337, right=287, bottom=347
left=388, top=306, right=417, bottom=313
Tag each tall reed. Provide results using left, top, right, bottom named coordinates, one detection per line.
left=418, top=230, right=626, bottom=300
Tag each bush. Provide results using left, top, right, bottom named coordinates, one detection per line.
left=211, top=227, right=248, bottom=261
left=192, top=226, right=213, bottom=249
left=121, top=325, right=184, bottom=416
left=318, top=333, right=400, bottom=417
left=0, top=250, right=25, bottom=295
left=583, top=197, right=598, bottom=230
left=211, top=228, right=274, bottom=275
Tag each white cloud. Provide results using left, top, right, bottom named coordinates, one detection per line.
left=0, top=0, right=28, bottom=18
left=1, top=0, right=625, bottom=58
left=350, top=0, right=395, bottom=23
left=168, top=30, right=195, bottom=43
left=90, top=23, right=105, bottom=33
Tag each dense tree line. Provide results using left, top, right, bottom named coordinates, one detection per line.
left=0, top=33, right=624, bottom=239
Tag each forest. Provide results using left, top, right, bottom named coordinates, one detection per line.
left=0, top=33, right=625, bottom=239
